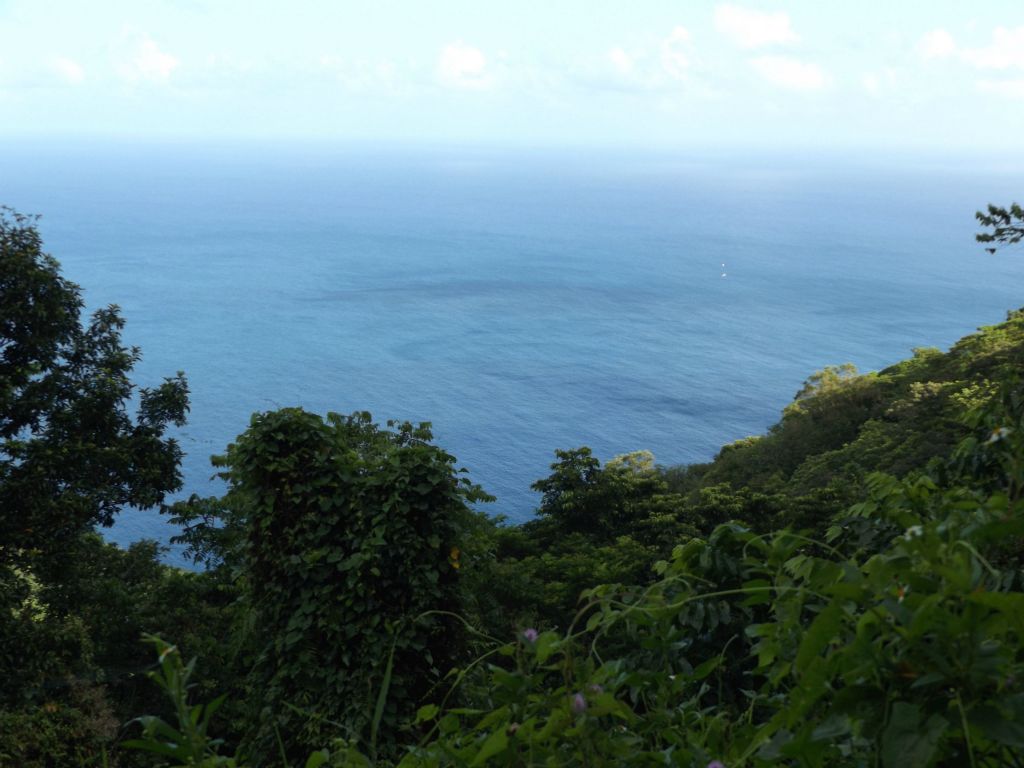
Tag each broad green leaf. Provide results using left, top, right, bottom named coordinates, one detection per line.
left=795, top=602, right=844, bottom=674
left=692, top=655, right=723, bottom=680
left=969, top=705, right=1024, bottom=748
left=534, top=631, right=560, bottom=664
left=416, top=704, right=440, bottom=723
left=469, top=728, right=509, bottom=766
left=880, top=703, right=947, bottom=768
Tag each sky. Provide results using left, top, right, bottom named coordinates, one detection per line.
left=1, top=0, right=1023, bottom=151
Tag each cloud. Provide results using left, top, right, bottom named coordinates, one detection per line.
left=715, top=4, right=798, bottom=49
left=660, top=26, right=692, bottom=79
left=961, top=26, right=1024, bottom=70
left=917, top=26, right=1024, bottom=71
left=52, top=57, right=85, bottom=84
left=116, top=34, right=179, bottom=83
left=608, top=47, right=634, bottom=75
left=752, top=56, right=828, bottom=91
left=861, top=67, right=901, bottom=97
left=589, top=27, right=695, bottom=92
left=977, top=79, right=1024, bottom=99
left=320, top=55, right=397, bottom=92
left=916, top=29, right=956, bottom=60
left=437, top=42, right=491, bottom=90
left=916, top=25, right=1024, bottom=98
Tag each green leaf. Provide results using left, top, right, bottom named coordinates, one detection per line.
left=370, top=638, right=396, bottom=759
left=795, top=602, right=844, bottom=674
left=416, top=704, right=440, bottom=723
left=470, top=728, right=509, bottom=766
left=534, top=631, right=560, bottom=664
left=880, top=703, right=947, bottom=768
left=969, top=705, right=1024, bottom=748
left=811, top=714, right=850, bottom=741
left=692, top=655, right=723, bottom=680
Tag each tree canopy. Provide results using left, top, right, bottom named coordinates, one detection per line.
left=976, top=202, right=1024, bottom=252
left=0, top=207, right=189, bottom=563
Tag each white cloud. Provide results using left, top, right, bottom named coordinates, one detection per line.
left=752, top=56, right=828, bottom=91
left=977, top=78, right=1024, bottom=99
left=52, top=57, right=85, bottom=84
left=608, top=47, right=634, bottom=75
left=916, top=29, right=956, bottom=60
left=660, top=26, right=692, bottom=79
left=715, top=4, right=798, bottom=49
left=437, top=42, right=491, bottom=90
left=961, top=26, right=1024, bottom=70
left=861, top=67, right=899, bottom=97
left=917, top=26, right=1024, bottom=73
left=593, top=27, right=695, bottom=91
left=320, top=55, right=397, bottom=91
left=116, top=34, right=179, bottom=83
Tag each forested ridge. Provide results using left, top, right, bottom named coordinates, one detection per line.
left=3, top=206, right=1024, bottom=767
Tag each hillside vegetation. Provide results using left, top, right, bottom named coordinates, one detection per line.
left=2, top=207, right=1024, bottom=767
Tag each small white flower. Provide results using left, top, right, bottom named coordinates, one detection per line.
left=986, top=427, right=1013, bottom=444
left=904, top=525, right=923, bottom=539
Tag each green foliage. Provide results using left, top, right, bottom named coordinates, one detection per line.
left=392, top=386, right=1024, bottom=767
left=127, top=637, right=377, bottom=768
left=0, top=563, right=95, bottom=708
left=158, top=417, right=1024, bottom=765
left=976, top=203, right=1024, bottom=251
left=124, top=635, right=239, bottom=767
left=217, top=409, right=491, bottom=762
left=113, top=321, right=1024, bottom=768
left=477, top=448, right=697, bottom=633
left=530, top=448, right=692, bottom=545
left=693, top=311, right=1024, bottom=504
left=480, top=315, right=1024, bottom=634
left=40, top=535, right=244, bottom=725
left=0, top=203, right=190, bottom=550
left=0, top=533, right=243, bottom=766
left=8, top=208, right=1024, bottom=768
left=0, top=203, right=190, bottom=618
left=792, top=362, right=860, bottom=401
left=165, top=494, right=246, bottom=570
left=0, top=679, right=118, bottom=767
left=0, top=209, right=202, bottom=755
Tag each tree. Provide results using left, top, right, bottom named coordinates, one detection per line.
left=976, top=202, right=1024, bottom=252
left=529, top=447, right=692, bottom=545
left=216, top=408, right=490, bottom=762
left=0, top=207, right=189, bottom=564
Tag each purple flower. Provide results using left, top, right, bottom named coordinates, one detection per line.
left=707, top=761, right=726, bottom=768
left=571, top=692, right=587, bottom=715
left=522, top=628, right=538, bottom=643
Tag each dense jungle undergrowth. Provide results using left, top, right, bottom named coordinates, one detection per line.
left=3, top=204, right=1024, bottom=767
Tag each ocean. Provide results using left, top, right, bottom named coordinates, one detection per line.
left=2, top=142, right=1022, bottom=559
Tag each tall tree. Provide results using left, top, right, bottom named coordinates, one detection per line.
left=0, top=207, right=189, bottom=565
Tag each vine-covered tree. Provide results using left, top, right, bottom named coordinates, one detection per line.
left=0, top=207, right=189, bottom=565
left=216, top=408, right=490, bottom=763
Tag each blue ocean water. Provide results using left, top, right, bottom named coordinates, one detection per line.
left=2, top=142, right=1022, bottom=558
